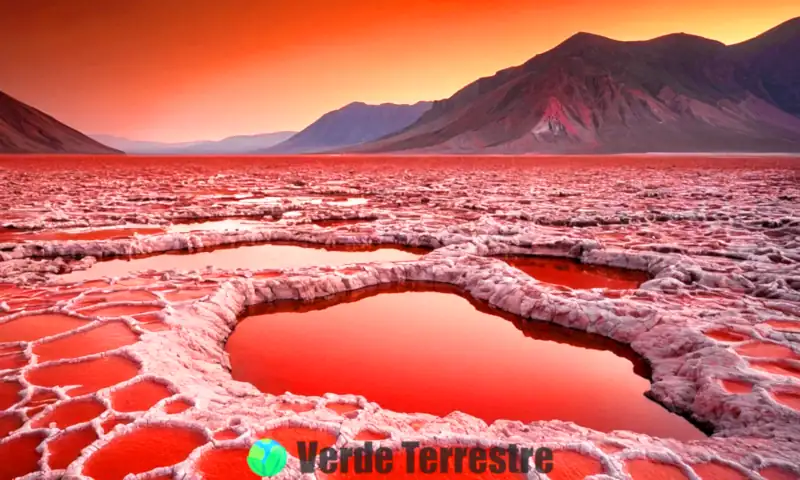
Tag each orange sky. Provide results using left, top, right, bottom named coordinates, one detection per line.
left=0, top=0, right=797, bottom=142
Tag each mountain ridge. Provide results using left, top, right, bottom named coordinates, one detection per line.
left=0, top=91, right=120, bottom=154
left=351, top=17, right=800, bottom=154
left=261, top=101, right=433, bottom=154
left=91, top=131, right=297, bottom=154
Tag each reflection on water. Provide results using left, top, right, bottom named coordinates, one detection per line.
left=501, top=256, right=649, bottom=290
left=228, top=283, right=705, bottom=440
left=59, top=243, right=427, bottom=282
left=0, top=225, right=165, bottom=243
left=166, top=218, right=268, bottom=233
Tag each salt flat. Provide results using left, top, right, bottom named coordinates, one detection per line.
left=0, top=155, right=798, bottom=479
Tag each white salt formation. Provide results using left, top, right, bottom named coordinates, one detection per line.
left=0, top=156, right=798, bottom=479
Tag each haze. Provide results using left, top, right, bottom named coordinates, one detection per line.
left=1, top=0, right=797, bottom=142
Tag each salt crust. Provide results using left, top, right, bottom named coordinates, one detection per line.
left=0, top=157, right=798, bottom=478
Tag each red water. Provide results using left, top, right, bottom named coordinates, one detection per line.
left=47, top=425, right=99, bottom=470
left=0, top=313, right=88, bottom=342
left=0, top=344, right=27, bottom=370
left=354, top=429, right=390, bottom=441
left=161, top=287, right=214, bottom=302
left=33, top=321, right=139, bottom=361
left=501, top=256, right=649, bottom=290
left=20, top=389, right=59, bottom=415
left=140, top=320, right=171, bottom=332
left=625, top=459, right=688, bottom=480
left=0, top=412, right=23, bottom=439
left=0, top=225, right=165, bottom=243
left=760, top=466, right=800, bottom=480
left=764, top=320, right=800, bottom=332
left=258, top=426, right=337, bottom=459
left=599, top=443, right=624, bottom=454
left=705, top=330, right=748, bottom=342
left=70, top=280, right=110, bottom=289
left=164, top=399, right=193, bottom=414
left=692, top=462, right=748, bottom=479
left=78, top=305, right=161, bottom=317
left=212, top=429, right=240, bottom=440
left=750, top=361, right=800, bottom=379
left=59, top=242, right=426, bottom=282
left=110, top=379, right=172, bottom=412
left=25, top=355, right=140, bottom=396
left=31, top=397, right=106, bottom=428
left=114, top=277, right=155, bottom=287
left=735, top=342, right=798, bottom=359
left=196, top=427, right=330, bottom=478
left=82, top=426, right=207, bottom=480
left=228, top=283, right=704, bottom=440
left=196, top=448, right=257, bottom=480
left=720, top=380, right=753, bottom=394
left=2, top=296, right=60, bottom=313
left=0, top=380, right=22, bottom=410
left=773, top=391, right=800, bottom=411
left=75, top=290, right=158, bottom=306
left=0, top=431, right=46, bottom=479
left=548, top=451, right=604, bottom=480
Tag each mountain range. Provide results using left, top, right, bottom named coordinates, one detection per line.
left=261, top=101, right=432, bottom=153
left=1, top=17, right=798, bottom=155
left=91, top=132, right=296, bottom=155
left=353, top=17, right=800, bottom=154
left=92, top=100, right=432, bottom=155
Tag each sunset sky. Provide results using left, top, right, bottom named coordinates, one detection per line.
left=1, top=1, right=797, bottom=142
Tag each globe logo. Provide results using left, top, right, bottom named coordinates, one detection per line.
left=247, top=438, right=288, bottom=477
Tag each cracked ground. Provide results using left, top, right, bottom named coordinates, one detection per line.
left=0, top=155, right=799, bottom=480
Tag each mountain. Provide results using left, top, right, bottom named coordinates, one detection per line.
left=354, top=17, right=800, bottom=154
left=261, top=101, right=432, bottom=154
left=728, top=17, right=800, bottom=118
left=0, top=91, right=120, bottom=154
left=92, top=131, right=296, bottom=154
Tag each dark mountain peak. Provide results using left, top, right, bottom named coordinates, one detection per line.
left=731, top=16, right=800, bottom=52
left=342, top=101, right=369, bottom=109
left=751, top=16, right=800, bottom=41
left=642, top=32, right=725, bottom=50
left=564, top=31, right=614, bottom=44
left=518, top=32, right=625, bottom=74
left=554, top=31, right=621, bottom=52
left=551, top=30, right=724, bottom=58
left=342, top=101, right=433, bottom=110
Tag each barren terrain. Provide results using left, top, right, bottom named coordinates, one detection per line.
left=354, top=18, right=800, bottom=154
left=0, top=155, right=799, bottom=480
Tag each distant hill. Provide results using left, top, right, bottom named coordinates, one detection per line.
left=92, top=131, right=296, bottom=154
left=261, top=101, right=432, bottom=154
left=0, top=91, right=120, bottom=154
left=353, top=17, right=800, bottom=154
